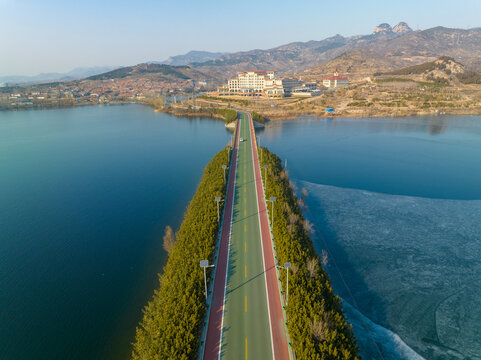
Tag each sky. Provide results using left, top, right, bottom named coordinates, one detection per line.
left=1, top=0, right=481, bottom=76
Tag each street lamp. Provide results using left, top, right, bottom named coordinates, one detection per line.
left=200, top=260, right=215, bottom=301
left=284, top=262, right=291, bottom=305
left=269, top=197, right=276, bottom=226
left=215, top=196, right=223, bottom=223
left=263, top=165, right=269, bottom=191
left=222, top=165, right=227, bottom=184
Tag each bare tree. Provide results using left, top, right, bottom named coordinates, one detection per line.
left=301, top=187, right=308, bottom=199
left=321, top=249, right=329, bottom=267
left=310, top=312, right=335, bottom=343
left=162, top=225, right=176, bottom=254
left=307, top=258, right=319, bottom=278
left=289, top=180, right=298, bottom=192
left=303, top=219, right=314, bottom=234
left=310, top=317, right=328, bottom=342
left=288, top=213, right=299, bottom=225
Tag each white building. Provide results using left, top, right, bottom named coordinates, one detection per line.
left=323, top=68, right=350, bottom=88
left=220, top=70, right=308, bottom=97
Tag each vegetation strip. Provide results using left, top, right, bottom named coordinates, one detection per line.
left=132, top=146, right=229, bottom=360
left=259, top=146, right=360, bottom=359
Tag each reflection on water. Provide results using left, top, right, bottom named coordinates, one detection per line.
left=260, top=115, right=481, bottom=200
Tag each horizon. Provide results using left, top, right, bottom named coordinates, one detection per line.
left=1, top=0, right=481, bottom=77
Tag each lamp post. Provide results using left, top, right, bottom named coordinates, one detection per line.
left=284, top=262, right=291, bottom=305
left=264, top=165, right=269, bottom=191
left=215, top=196, right=223, bottom=222
left=269, top=197, right=276, bottom=227
left=222, top=165, right=227, bottom=184
left=200, top=260, right=215, bottom=301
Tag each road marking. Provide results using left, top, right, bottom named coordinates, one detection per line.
left=244, top=197, right=246, bottom=203
left=244, top=240, right=246, bottom=252
left=246, top=337, right=248, bottom=360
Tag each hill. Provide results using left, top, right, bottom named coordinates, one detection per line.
left=87, top=63, right=217, bottom=82
left=297, top=49, right=398, bottom=82
left=381, top=56, right=481, bottom=85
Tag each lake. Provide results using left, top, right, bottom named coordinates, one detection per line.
left=0, top=105, right=231, bottom=359
left=258, top=116, right=481, bottom=359
left=1, top=107, right=480, bottom=359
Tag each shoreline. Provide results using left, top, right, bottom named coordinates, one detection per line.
left=3, top=100, right=481, bottom=121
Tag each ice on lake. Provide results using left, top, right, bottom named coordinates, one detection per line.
left=299, top=181, right=481, bottom=360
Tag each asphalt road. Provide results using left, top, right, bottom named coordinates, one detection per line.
left=204, top=112, right=290, bottom=360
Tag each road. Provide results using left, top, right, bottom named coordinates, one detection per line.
left=203, top=112, right=290, bottom=360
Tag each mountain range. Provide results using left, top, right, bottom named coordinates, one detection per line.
left=0, top=66, right=120, bottom=85
left=190, top=22, right=481, bottom=80
left=153, top=51, right=225, bottom=66
left=5, top=22, right=481, bottom=86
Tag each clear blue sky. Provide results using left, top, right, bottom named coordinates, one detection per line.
left=1, top=0, right=480, bottom=76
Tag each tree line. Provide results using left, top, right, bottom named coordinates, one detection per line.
left=260, top=146, right=360, bottom=359
left=132, top=146, right=230, bottom=360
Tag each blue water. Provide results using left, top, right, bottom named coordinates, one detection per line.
left=0, top=105, right=231, bottom=360
left=259, top=116, right=481, bottom=359
left=2, top=109, right=481, bottom=360
left=259, top=116, right=481, bottom=200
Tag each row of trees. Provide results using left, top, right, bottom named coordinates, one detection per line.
left=259, top=146, right=360, bottom=359
left=215, top=108, right=237, bottom=123
left=251, top=111, right=267, bottom=124
left=132, top=147, right=230, bottom=360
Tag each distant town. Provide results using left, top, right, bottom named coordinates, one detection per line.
left=0, top=68, right=350, bottom=110
left=0, top=76, right=202, bottom=110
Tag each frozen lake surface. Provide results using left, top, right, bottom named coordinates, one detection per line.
left=300, top=181, right=481, bottom=359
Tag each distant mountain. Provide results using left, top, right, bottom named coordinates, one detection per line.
left=193, top=23, right=481, bottom=81
left=297, top=49, right=399, bottom=81
left=0, top=66, right=121, bottom=85
left=86, top=63, right=218, bottom=83
left=153, top=51, right=226, bottom=66
left=392, top=22, right=413, bottom=35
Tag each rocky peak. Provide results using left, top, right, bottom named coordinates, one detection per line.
left=373, top=23, right=393, bottom=34
left=393, top=22, right=413, bottom=35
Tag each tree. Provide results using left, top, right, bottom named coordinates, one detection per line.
left=163, top=225, right=176, bottom=254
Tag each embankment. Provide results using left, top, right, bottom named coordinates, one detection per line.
left=260, top=146, right=360, bottom=359
left=131, top=146, right=231, bottom=359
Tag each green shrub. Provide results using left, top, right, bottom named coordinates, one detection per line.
left=252, top=111, right=267, bottom=124
left=216, top=108, right=237, bottom=123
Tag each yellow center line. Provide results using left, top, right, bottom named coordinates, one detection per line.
left=245, top=338, right=248, bottom=360
left=244, top=240, right=246, bottom=252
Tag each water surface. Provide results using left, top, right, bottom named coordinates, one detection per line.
left=259, top=115, right=481, bottom=359
left=0, top=105, right=231, bottom=359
